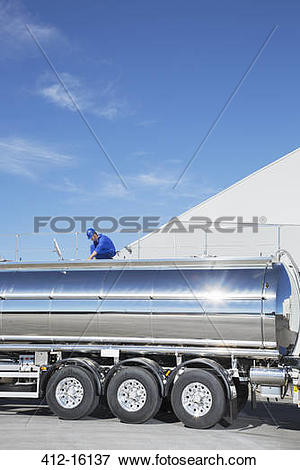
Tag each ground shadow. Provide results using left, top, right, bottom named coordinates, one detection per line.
left=1, top=398, right=299, bottom=430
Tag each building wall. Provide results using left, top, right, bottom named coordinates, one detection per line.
left=119, top=147, right=300, bottom=265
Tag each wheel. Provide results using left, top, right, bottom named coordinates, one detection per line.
left=107, top=366, right=162, bottom=424
left=171, top=368, right=226, bottom=429
left=46, top=366, right=98, bottom=420
left=235, top=380, right=249, bottom=412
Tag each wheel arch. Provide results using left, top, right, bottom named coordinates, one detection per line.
left=103, top=357, right=166, bottom=397
left=166, top=358, right=232, bottom=398
left=41, top=357, right=102, bottom=397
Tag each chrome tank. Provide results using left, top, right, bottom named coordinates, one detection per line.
left=0, top=256, right=298, bottom=354
left=250, top=367, right=287, bottom=386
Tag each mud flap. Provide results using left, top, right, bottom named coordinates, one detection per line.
left=220, top=384, right=238, bottom=427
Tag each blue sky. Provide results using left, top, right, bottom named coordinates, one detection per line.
left=0, top=0, right=299, bottom=260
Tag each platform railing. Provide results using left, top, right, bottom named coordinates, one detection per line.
left=0, top=222, right=300, bottom=264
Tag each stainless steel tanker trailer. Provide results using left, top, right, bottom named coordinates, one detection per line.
left=0, top=249, right=300, bottom=429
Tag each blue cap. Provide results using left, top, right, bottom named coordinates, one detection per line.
left=86, top=228, right=96, bottom=239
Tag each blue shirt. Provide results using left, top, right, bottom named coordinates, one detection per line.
left=90, top=234, right=116, bottom=259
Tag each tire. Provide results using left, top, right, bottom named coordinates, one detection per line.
left=107, top=366, right=162, bottom=424
left=235, top=381, right=249, bottom=412
left=171, top=368, right=226, bottom=429
left=46, top=366, right=97, bottom=420
left=89, top=395, right=101, bottom=416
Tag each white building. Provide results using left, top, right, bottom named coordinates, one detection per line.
left=120, top=147, right=300, bottom=265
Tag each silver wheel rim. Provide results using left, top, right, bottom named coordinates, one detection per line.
left=182, top=382, right=213, bottom=417
left=55, top=377, right=84, bottom=409
left=117, top=379, right=147, bottom=412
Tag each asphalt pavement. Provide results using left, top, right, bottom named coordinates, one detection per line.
left=0, top=397, right=299, bottom=450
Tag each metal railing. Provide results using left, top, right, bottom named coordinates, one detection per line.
left=0, top=222, right=300, bottom=263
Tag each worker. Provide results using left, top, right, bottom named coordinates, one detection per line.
left=87, top=228, right=116, bottom=260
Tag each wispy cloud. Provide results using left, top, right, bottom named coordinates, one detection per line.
left=37, top=72, right=128, bottom=120
left=46, top=170, right=219, bottom=204
left=136, top=120, right=158, bottom=128
left=48, top=177, right=81, bottom=193
left=131, top=151, right=153, bottom=157
left=101, top=180, right=130, bottom=198
left=0, top=138, right=75, bottom=179
left=170, top=183, right=221, bottom=200
left=133, top=172, right=175, bottom=187
left=48, top=173, right=130, bottom=202
left=165, top=158, right=184, bottom=164
left=131, top=171, right=220, bottom=201
left=0, top=1, right=61, bottom=57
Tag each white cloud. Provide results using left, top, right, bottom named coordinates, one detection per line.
left=133, top=172, right=175, bottom=187
left=38, top=73, right=80, bottom=112
left=37, top=72, right=127, bottom=120
left=0, top=138, right=75, bottom=179
left=0, top=1, right=61, bottom=56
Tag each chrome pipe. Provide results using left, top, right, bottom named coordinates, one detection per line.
left=1, top=294, right=264, bottom=301
left=0, top=257, right=272, bottom=271
left=0, top=343, right=280, bottom=359
left=0, top=335, right=277, bottom=349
